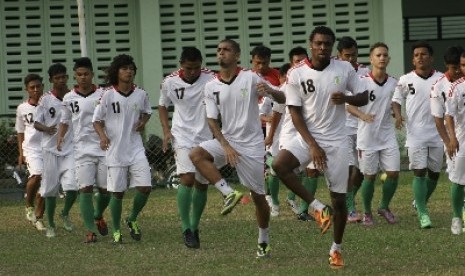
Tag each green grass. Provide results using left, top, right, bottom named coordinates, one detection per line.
left=1, top=172, right=465, bottom=275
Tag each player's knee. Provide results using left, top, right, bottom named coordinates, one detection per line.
left=189, top=146, right=206, bottom=165
left=137, top=186, right=151, bottom=195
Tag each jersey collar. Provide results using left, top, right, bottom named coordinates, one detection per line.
left=74, top=84, right=97, bottom=98
left=217, top=67, right=242, bottom=85
left=305, top=58, right=330, bottom=71
left=50, top=89, right=64, bottom=101
left=369, top=72, right=388, bottom=86
left=27, top=98, right=38, bottom=106
left=113, top=84, right=136, bottom=97
left=179, top=69, right=201, bottom=85
left=415, top=69, right=435, bottom=80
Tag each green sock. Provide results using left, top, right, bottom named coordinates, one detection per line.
left=128, top=190, right=150, bottom=222
left=191, top=186, right=208, bottom=231
left=267, top=175, right=280, bottom=206
left=45, top=197, right=57, bottom=228
left=61, top=190, right=78, bottom=217
left=361, top=179, right=375, bottom=214
left=177, top=185, right=193, bottom=232
left=412, top=176, right=427, bottom=215
left=346, top=190, right=355, bottom=213
left=109, top=196, right=123, bottom=232
left=80, top=192, right=98, bottom=233
left=287, top=190, right=296, bottom=201
left=451, top=183, right=464, bottom=218
left=299, top=177, right=318, bottom=213
left=379, top=177, right=399, bottom=210
left=426, top=177, right=438, bottom=203
left=94, top=192, right=111, bottom=219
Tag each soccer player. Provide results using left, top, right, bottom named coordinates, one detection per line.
left=15, top=73, right=46, bottom=231
left=93, top=54, right=152, bottom=244
left=349, top=43, right=400, bottom=227
left=57, top=57, right=110, bottom=243
left=158, top=47, right=214, bottom=248
left=272, top=26, right=368, bottom=268
left=251, top=45, right=280, bottom=137
left=431, top=46, right=464, bottom=157
left=34, top=63, right=78, bottom=238
left=189, top=38, right=285, bottom=258
left=337, top=36, right=370, bottom=223
left=392, top=41, right=443, bottom=229
left=444, top=51, right=465, bottom=235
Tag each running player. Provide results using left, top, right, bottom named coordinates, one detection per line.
left=158, top=47, right=214, bottom=248
left=189, top=39, right=285, bottom=258
left=57, top=57, right=110, bottom=243
left=392, top=41, right=443, bottom=229
left=350, top=43, right=400, bottom=227
left=15, top=73, right=46, bottom=231
left=93, top=54, right=152, bottom=244
left=444, top=51, right=465, bottom=235
left=34, top=63, right=78, bottom=238
left=272, top=26, right=368, bottom=268
left=337, top=36, right=370, bottom=223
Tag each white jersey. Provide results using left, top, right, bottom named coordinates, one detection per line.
left=431, top=73, right=453, bottom=118
left=204, top=68, right=264, bottom=154
left=92, top=85, right=152, bottom=166
left=159, top=68, right=214, bottom=148
left=285, top=58, right=362, bottom=146
left=35, top=91, right=73, bottom=156
left=357, top=73, right=398, bottom=150
left=445, top=77, right=465, bottom=156
left=259, top=96, right=273, bottom=134
left=61, top=86, right=105, bottom=160
left=346, top=64, right=371, bottom=134
left=15, top=100, right=42, bottom=156
left=392, top=70, right=443, bottom=147
left=269, top=89, right=286, bottom=155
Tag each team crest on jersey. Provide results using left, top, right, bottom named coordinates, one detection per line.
left=334, top=76, right=341, bottom=85
left=241, top=88, right=248, bottom=97
left=132, top=103, right=139, bottom=110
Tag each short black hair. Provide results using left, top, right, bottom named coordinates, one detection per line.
left=250, top=45, right=271, bottom=59
left=23, top=74, right=43, bottom=86
left=73, top=57, right=93, bottom=71
left=411, top=41, right=434, bottom=56
left=279, top=63, right=291, bottom=76
left=288, top=46, right=308, bottom=61
left=369, top=42, right=389, bottom=54
left=219, top=38, right=241, bottom=53
left=180, top=47, right=203, bottom=63
left=337, top=36, right=357, bottom=52
left=444, top=46, right=464, bottom=65
left=309, top=26, right=336, bottom=44
left=48, top=63, right=67, bottom=78
left=105, top=54, right=137, bottom=85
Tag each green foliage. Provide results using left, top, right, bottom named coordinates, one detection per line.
left=1, top=172, right=464, bottom=274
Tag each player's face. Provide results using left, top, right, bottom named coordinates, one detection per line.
left=180, top=60, right=202, bottom=82
left=74, top=67, right=94, bottom=89
left=370, top=46, right=390, bottom=69
left=118, top=64, right=135, bottom=84
left=445, top=63, right=462, bottom=82
left=412, top=47, right=433, bottom=71
left=310, top=34, right=334, bottom=62
left=291, top=54, right=307, bottom=66
left=217, top=42, right=240, bottom=68
left=50, top=73, right=68, bottom=91
left=251, top=55, right=271, bottom=75
left=338, top=46, right=358, bottom=67
left=25, top=80, right=43, bottom=101
left=460, top=56, right=465, bottom=77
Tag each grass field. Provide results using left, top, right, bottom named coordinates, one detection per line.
left=1, top=172, right=465, bottom=275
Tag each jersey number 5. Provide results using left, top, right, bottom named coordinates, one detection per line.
left=300, top=79, right=315, bottom=94
left=408, top=83, right=415, bottom=95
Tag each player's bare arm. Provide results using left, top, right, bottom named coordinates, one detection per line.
left=207, top=117, right=241, bottom=167
left=16, top=132, right=25, bottom=168
left=33, top=121, right=57, bottom=135
left=347, top=105, right=375, bottom=122
left=135, top=113, right=151, bottom=132
left=158, top=105, right=173, bottom=152
left=434, top=116, right=450, bottom=147
left=445, top=115, right=459, bottom=158
left=288, top=105, right=327, bottom=171
left=264, top=111, right=282, bottom=146
left=331, top=90, right=369, bottom=106
left=391, top=102, right=404, bottom=129
left=56, top=123, right=69, bottom=151
left=93, top=120, right=110, bottom=151
left=257, top=82, right=286, bottom=103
